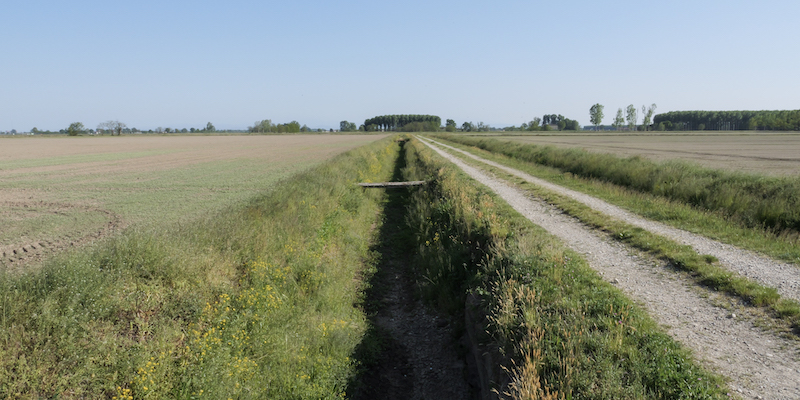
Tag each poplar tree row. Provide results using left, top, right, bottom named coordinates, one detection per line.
left=363, top=114, right=441, bottom=132
left=653, top=110, right=800, bottom=131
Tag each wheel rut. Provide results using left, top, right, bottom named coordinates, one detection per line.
left=418, top=136, right=800, bottom=400
left=0, top=201, right=125, bottom=272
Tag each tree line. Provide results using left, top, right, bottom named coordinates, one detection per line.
left=29, top=121, right=223, bottom=136
left=502, top=114, right=581, bottom=132
left=249, top=120, right=318, bottom=133
left=653, top=110, right=800, bottom=131
left=589, top=104, right=658, bottom=131
left=363, top=114, right=441, bottom=132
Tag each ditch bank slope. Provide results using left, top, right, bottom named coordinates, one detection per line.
left=419, top=136, right=800, bottom=400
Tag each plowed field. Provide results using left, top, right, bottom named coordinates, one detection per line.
left=491, top=132, right=800, bottom=175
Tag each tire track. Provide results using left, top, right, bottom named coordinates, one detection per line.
left=418, top=136, right=800, bottom=400
left=0, top=201, right=125, bottom=271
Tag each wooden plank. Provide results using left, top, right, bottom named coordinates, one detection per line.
left=357, top=181, right=427, bottom=188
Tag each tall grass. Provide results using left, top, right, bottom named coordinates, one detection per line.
left=439, top=134, right=800, bottom=236
left=401, top=138, right=728, bottom=399
left=0, top=137, right=399, bottom=398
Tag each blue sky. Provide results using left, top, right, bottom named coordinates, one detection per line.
left=2, top=0, right=799, bottom=131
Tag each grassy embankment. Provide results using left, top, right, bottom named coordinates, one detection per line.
left=401, top=137, right=729, bottom=399
left=0, top=137, right=398, bottom=398
left=433, top=135, right=800, bottom=331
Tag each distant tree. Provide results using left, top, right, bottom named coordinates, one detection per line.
left=205, top=122, right=215, bottom=132
left=527, top=117, right=541, bottom=131
left=542, top=114, right=567, bottom=129
left=190, top=127, right=196, bottom=133
left=626, top=104, right=637, bottom=131
left=250, top=119, right=273, bottom=133
left=31, top=127, right=39, bottom=134
left=301, top=124, right=311, bottom=132
left=557, top=120, right=567, bottom=131
left=589, top=103, right=604, bottom=130
left=97, top=120, right=127, bottom=136
left=613, top=108, right=625, bottom=130
left=461, top=121, right=475, bottom=132
left=364, top=114, right=441, bottom=132
left=476, top=122, right=490, bottom=132
left=565, top=119, right=581, bottom=130
left=402, top=120, right=439, bottom=132
left=654, top=109, right=800, bottom=131
left=445, top=119, right=456, bottom=132
left=273, top=121, right=301, bottom=133
left=642, top=103, right=657, bottom=131
left=67, top=122, right=85, bottom=136
left=339, top=121, right=357, bottom=132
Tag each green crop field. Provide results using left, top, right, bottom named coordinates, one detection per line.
left=485, top=132, right=800, bottom=176
left=0, top=134, right=386, bottom=269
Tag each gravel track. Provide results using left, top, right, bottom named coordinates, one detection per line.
left=428, top=138, right=800, bottom=303
left=418, top=136, right=800, bottom=400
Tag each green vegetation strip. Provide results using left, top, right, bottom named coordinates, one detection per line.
left=433, top=136, right=800, bottom=333
left=0, top=137, right=399, bottom=398
left=402, top=137, right=729, bottom=399
left=439, top=134, right=800, bottom=247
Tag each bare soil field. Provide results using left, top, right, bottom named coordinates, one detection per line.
left=488, top=132, right=800, bottom=176
left=0, top=134, right=385, bottom=270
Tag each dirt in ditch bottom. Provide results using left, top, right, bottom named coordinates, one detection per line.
left=348, top=142, right=478, bottom=400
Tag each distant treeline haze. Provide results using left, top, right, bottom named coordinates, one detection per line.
left=654, top=110, right=800, bottom=131
left=363, top=114, right=441, bottom=132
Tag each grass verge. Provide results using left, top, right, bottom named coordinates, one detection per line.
left=401, top=137, right=730, bottom=399
left=0, top=136, right=399, bottom=398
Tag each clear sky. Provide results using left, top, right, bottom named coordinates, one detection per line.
left=2, top=0, right=799, bottom=131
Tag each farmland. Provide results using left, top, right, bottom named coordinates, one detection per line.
left=2, top=132, right=794, bottom=398
left=487, top=132, right=800, bottom=176
left=0, top=135, right=385, bottom=268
